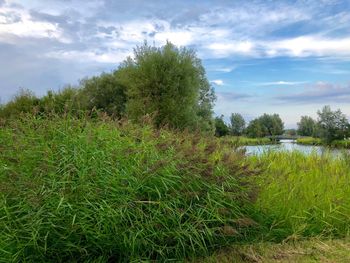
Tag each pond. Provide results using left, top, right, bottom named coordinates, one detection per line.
left=244, top=139, right=348, bottom=157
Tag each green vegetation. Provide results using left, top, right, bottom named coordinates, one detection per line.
left=230, top=113, right=246, bottom=136
left=297, top=137, right=350, bottom=149
left=296, top=137, right=323, bottom=145
left=2, top=114, right=350, bottom=261
left=195, top=238, right=350, bottom=262
left=0, top=42, right=215, bottom=133
left=221, top=136, right=275, bottom=146
left=214, top=113, right=284, bottom=139
left=1, top=41, right=350, bottom=261
left=297, top=106, right=350, bottom=147
left=297, top=116, right=317, bottom=137
left=317, top=105, right=349, bottom=143
left=0, top=114, right=260, bottom=262
left=252, top=151, right=350, bottom=238
left=214, top=115, right=230, bottom=137
left=245, top=113, right=284, bottom=138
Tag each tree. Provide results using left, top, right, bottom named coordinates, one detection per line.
left=215, top=115, right=230, bottom=137
left=297, top=116, right=316, bottom=136
left=284, top=129, right=297, bottom=136
left=118, top=41, right=215, bottom=131
left=246, top=118, right=265, bottom=138
left=317, top=105, right=349, bottom=142
left=246, top=113, right=284, bottom=138
left=230, top=113, right=245, bottom=136
left=81, top=73, right=127, bottom=118
left=0, top=89, right=39, bottom=118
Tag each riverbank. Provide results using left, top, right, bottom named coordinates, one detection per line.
left=1, top=115, right=350, bottom=261
left=220, top=136, right=277, bottom=146
left=297, top=137, right=350, bottom=149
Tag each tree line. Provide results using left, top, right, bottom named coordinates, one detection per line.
left=297, top=105, right=350, bottom=143
left=217, top=105, right=350, bottom=143
left=0, top=42, right=215, bottom=133
left=214, top=113, right=284, bottom=138
left=1, top=41, right=349, bottom=142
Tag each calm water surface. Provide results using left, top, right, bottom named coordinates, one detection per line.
left=244, top=139, right=348, bottom=157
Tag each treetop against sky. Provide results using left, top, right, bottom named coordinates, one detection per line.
left=0, top=0, right=349, bottom=127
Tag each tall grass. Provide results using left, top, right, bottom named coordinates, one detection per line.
left=251, top=151, right=350, bottom=240
left=0, top=114, right=260, bottom=262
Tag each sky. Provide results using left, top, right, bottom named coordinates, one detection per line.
left=0, top=0, right=350, bottom=128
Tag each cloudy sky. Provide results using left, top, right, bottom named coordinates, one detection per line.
left=1, top=0, right=350, bottom=127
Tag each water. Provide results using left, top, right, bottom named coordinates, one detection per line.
left=244, top=139, right=347, bottom=157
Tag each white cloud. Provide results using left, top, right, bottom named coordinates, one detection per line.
left=265, top=36, right=350, bottom=57
left=46, top=49, right=132, bottom=64
left=0, top=5, right=70, bottom=43
left=211, top=79, right=224, bottom=86
left=207, top=41, right=254, bottom=57
left=257, top=81, right=308, bottom=86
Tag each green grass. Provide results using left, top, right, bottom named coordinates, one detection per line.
left=331, top=139, right=350, bottom=149
left=296, top=137, right=322, bottom=145
left=251, top=151, right=350, bottom=239
left=2, top=114, right=350, bottom=261
left=221, top=136, right=275, bottom=146
left=297, top=137, right=350, bottom=149
left=0, top=114, right=260, bottom=262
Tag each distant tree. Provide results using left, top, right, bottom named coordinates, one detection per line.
left=297, top=116, right=316, bottom=136
left=0, top=89, right=39, bottom=118
left=230, top=113, right=245, bottom=136
left=81, top=73, right=127, bottom=118
left=259, top=113, right=284, bottom=136
left=118, top=41, right=215, bottom=131
left=246, top=118, right=265, bottom=138
left=40, top=86, right=84, bottom=114
left=246, top=113, right=284, bottom=138
left=317, top=105, right=349, bottom=142
left=215, top=115, right=230, bottom=137
left=284, top=129, right=297, bottom=136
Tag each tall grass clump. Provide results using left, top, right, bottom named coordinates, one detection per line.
left=251, top=151, right=350, bottom=240
left=0, top=113, right=260, bottom=262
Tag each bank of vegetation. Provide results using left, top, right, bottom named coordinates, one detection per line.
left=1, top=41, right=350, bottom=261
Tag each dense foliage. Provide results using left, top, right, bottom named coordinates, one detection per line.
left=246, top=114, right=284, bottom=138
left=0, top=42, right=215, bottom=133
left=230, top=113, right=246, bottom=136
left=317, top=105, right=349, bottom=143
left=297, top=116, right=316, bottom=136
left=118, top=42, right=215, bottom=131
left=214, top=115, right=230, bottom=137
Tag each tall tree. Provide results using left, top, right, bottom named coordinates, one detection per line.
left=297, top=116, right=316, bottom=136
left=118, top=41, right=215, bottom=131
left=230, top=113, right=245, bottom=136
left=246, top=114, right=284, bottom=137
left=317, top=105, right=349, bottom=142
left=81, top=73, right=127, bottom=118
left=214, top=115, right=230, bottom=137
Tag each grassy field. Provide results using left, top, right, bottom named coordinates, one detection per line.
left=1, top=115, right=350, bottom=261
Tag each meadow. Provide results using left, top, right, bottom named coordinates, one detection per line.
left=1, top=114, right=350, bottom=262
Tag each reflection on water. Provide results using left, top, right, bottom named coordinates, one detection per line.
left=244, top=139, right=348, bottom=157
